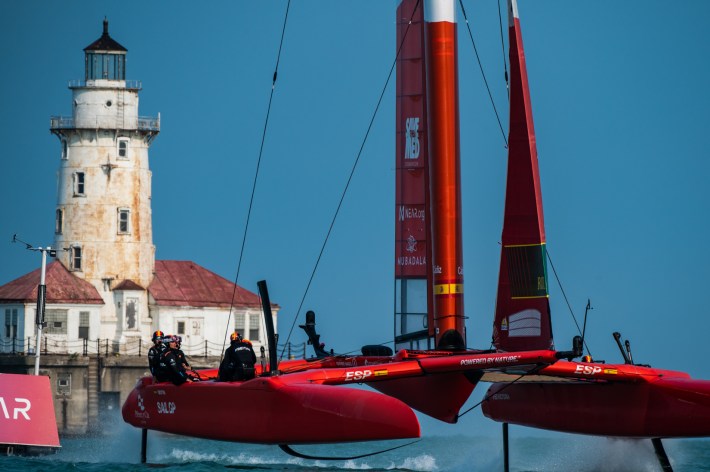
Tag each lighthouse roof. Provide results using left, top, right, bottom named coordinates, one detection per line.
left=0, top=261, right=104, bottom=305
left=84, top=18, right=127, bottom=53
left=149, top=260, right=273, bottom=309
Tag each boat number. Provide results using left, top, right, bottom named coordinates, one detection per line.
left=345, top=370, right=372, bottom=382
left=575, top=364, right=602, bottom=375
left=156, top=401, right=176, bottom=414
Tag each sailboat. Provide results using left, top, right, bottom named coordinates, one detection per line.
left=122, top=1, right=710, bottom=468
left=121, top=0, right=570, bottom=453
left=479, top=0, right=710, bottom=469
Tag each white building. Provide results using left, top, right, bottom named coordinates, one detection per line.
left=0, top=20, right=277, bottom=358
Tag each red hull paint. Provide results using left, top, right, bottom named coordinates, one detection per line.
left=482, top=376, right=710, bottom=438
left=122, top=349, right=559, bottom=442
left=0, top=374, right=60, bottom=448
left=371, top=373, right=476, bottom=423
left=122, top=375, right=420, bottom=444
left=425, top=10, right=465, bottom=348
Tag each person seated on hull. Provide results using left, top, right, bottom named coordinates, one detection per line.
left=148, top=330, right=167, bottom=381
left=174, top=335, right=199, bottom=380
left=218, top=332, right=257, bottom=381
left=159, top=335, right=192, bottom=385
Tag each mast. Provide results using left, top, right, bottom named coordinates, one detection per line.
left=394, top=0, right=434, bottom=351
left=492, top=0, right=553, bottom=351
left=424, top=0, right=466, bottom=349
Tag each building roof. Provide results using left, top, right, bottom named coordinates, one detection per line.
left=114, top=279, right=144, bottom=291
left=149, top=260, right=270, bottom=309
left=0, top=261, right=104, bottom=305
left=84, top=19, right=127, bottom=52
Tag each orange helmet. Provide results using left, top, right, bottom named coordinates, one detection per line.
left=152, top=330, right=164, bottom=342
left=230, top=332, right=242, bottom=342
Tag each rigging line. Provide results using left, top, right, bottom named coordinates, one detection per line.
left=457, top=373, right=526, bottom=418
left=546, top=248, right=593, bottom=357
left=457, top=0, right=508, bottom=148
left=278, top=0, right=423, bottom=361
left=220, top=0, right=293, bottom=363
left=496, top=0, right=510, bottom=97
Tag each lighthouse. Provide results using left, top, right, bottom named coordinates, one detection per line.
left=1, top=19, right=275, bottom=372
left=50, top=19, right=160, bottom=340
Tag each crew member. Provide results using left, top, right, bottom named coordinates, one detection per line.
left=174, top=335, right=192, bottom=371
left=159, top=335, right=191, bottom=385
left=218, top=332, right=257, bottom=381
left=148, top=330, right=167, bottom=381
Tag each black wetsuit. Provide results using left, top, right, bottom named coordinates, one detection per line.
left=159, top=347, right=189, bottom=385
left=218, top=341, right=257, bottom=381
left=148, top=342, right=167, bottom=379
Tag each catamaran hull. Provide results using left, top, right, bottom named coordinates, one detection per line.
left=122, top=376, right=420, bottom=444
left=482, top=378, right=710, bottom=437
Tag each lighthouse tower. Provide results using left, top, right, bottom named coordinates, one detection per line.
left=50, top=19, right=159, bottom=338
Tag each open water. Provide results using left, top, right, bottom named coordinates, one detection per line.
left=3, top=422, right=709, bottom=472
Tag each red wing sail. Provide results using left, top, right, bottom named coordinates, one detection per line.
left=492, top=0, right=553, bottom=352
left=395, top=0, right=434, bottom=350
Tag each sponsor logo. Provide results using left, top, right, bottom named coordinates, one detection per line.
left=501, top=318, right=509, bottom=332
left=405, top=234, right=417, bottom=253
left=398, top=206, right=425, bottom=222
left=574, top=364, right=603, bottom=375
left=460, top=355, right=521, bottom=367
left=344, top=370, right=372, bottom=382
left=133, top=394, right=150, bottom=419
left=374, top=370, right=389, bottom=377
left=491, top=393, right=510, bottom=400
left=603, top=368, right=619, bottom=375
left=433, top=265, right=442, bottom=274
left=157, top=401, right=177, bottom=414
left=397, top=255, right=426, bottom=266
left=405, top=117, right=420, bottom=160
left=0, top=396, right=31, bottom=420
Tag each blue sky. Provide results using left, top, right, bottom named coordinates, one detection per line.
left=2, top=0, right=710, bottom=442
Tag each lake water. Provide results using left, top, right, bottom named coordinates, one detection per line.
left=0, top=410, right=710, bottom=472
left=3, top=421, right=709, bottom=472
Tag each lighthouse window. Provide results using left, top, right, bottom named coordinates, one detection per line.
left=61, top=140, right=68, bottom=160
left=118, top=208, right=130, bottom=234
left=125, top=298, right=138, bottom=330
left=249, top=314, right=260, bottom=341
left=117, top=138, right=129, bottom=159
left=79, top=311, right=90, bottom=340
left=4, top=308, right=18, bottom=339
left=71, top=246, right=82, bottom=271
left=234, top=314, right=245, bottom=337
left=55, top=209, right=64, bottom=234
left=44, top=310, right=68, bottom=335
left=73, top=172, right=85, bottom=196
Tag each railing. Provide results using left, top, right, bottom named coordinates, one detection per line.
left=50, top=114, right=160, bottom=132
left=68, top=79, right=142, bottom=90
left=0, top=337, right=307, bottom=360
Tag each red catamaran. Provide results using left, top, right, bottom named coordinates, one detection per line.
left=123, top=1, right=710, bottom=469
left=481, top=1, right=710, bottom=469
left=122, top=0, right=565, bottom=453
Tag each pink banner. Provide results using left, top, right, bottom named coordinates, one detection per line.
left=0, top=373, right=60, bottom=447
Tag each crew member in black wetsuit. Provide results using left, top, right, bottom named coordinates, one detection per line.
left=148, top=330, right=168, bottom=381
left=174, top=335, right=192, bottom=371
left=218, top=332, right=257, bottom=381
left=159, top=335, right=191, bottom=385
